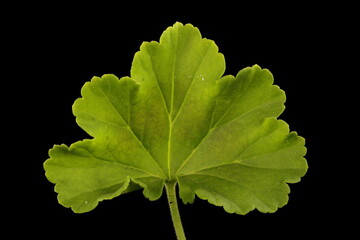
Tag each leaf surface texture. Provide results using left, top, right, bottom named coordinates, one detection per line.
left=44, top=22, right=307, bottom=214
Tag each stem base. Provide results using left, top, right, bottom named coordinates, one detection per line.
left=165, top=181, right=186, bottom=240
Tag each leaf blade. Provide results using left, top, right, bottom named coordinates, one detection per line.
left=177, top=65, right=286, bottom=175
left=178, top=119, right=307, bottom=214
left=44, top=140, right=164, bottom=212
left=44, top=22, right=307, bottom=216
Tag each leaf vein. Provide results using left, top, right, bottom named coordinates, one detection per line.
left=171, top=42, right=212, bottom=124
left=78, top=145, right=162, bottom=178
left=76, top=111, right=127, bottom=129
left=147, top=49, right=171, bottom=115
left=94, top=83, right=166, bottom=177
left=212, top=73, right=248, bottom=128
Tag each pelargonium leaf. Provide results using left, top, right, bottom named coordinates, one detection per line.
left=44, top=22, right=307, bottom=215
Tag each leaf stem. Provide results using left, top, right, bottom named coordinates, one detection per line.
left=165, top=181, right=186, bottom=240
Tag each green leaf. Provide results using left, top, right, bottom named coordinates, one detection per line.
left=44, top=22, right=307, bottom=215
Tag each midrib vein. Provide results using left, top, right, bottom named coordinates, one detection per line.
left=167, top=30, right=179, bottom=180
left=167, top=37, right=214, bottom=180
left=169, top=43, right=213, bottom=178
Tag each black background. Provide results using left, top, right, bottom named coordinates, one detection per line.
left=8, top=3, right=351, bottom=239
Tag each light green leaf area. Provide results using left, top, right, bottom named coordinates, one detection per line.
left=44, top=22, right=307, bottom=214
